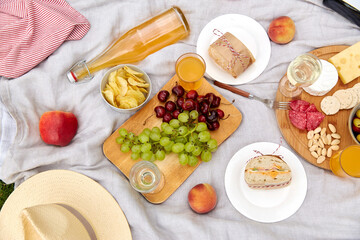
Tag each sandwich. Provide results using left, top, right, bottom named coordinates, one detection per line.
left=208, top=32, right=255, bottom=78
left=244, top=155, right=292, bottom=189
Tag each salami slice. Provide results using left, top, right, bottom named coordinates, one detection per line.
left=306, top=111, right=325, bottom=131
left=290, top=100, right=310, bottom=112
left=305, top=104, right=318, bottom=112
left=289, top=110, right=307, bottom=130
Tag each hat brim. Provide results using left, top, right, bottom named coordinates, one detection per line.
left=0, top=170, right=132, bottom=240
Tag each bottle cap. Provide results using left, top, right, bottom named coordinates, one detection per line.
left=66, top=60, right=93, bottom=84
left=67, top=71, right=77, bottom=83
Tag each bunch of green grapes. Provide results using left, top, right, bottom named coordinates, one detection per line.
left=116, top=110, right=218, bottom=166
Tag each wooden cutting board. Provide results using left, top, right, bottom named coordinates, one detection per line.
left=275, top=45, right=360, bottom=170
left=103, top=75, right=242, bottom=203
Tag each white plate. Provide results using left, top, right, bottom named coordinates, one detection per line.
left=196, top=14, right=271, bottom=85
left=224, top=142, right=307, bottom=223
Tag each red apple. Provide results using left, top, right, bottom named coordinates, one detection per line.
left=268, top=16, right=296, bottom=44
left=39, top=111, right=78, bottom=146
left=188, top=183, right=217, bottom=214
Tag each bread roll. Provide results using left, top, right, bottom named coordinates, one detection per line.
left=244, top=155, right=292, bottom=189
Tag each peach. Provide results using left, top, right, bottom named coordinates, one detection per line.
left=39, top=111, right=78, bottom=147
left=268, top=16, right=295, bottom=44
left=188, top=183, right=217, bottom=214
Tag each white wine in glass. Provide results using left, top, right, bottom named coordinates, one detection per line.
left=279, top=53, right=322, bottom=98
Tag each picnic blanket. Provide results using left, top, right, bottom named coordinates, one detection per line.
left=1, top=0, right=360, bottom=239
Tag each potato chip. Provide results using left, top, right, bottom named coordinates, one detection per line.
left=127, top=77, right=141, bottom=86
left=116, top=68, right=127, bottom=78
left=103, top=84, right=112, bottom=92
left=108, top=81, right=120, bottom=96
left=103, top=65, right=149, bottom=109
left=124, top=66, right=143, bottom=77
left=126, top=73, right=146, bottom=83
left=131, top=85, right=148, bottom=94
left=126, top=89, right=145, bottom=104
left=116, top=76, right=128, bottom=97
left=116, top=95, right=138, bottom=109
left=108, top=71, right=117, bottom=83
left=134, top=82, right=150, bottom=88
left=102, top=89, right=116, bottom=107
left=138, top=87, right=148, bottom=93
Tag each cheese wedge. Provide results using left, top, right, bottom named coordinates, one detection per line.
left=303, top=60, right=338, bottom=96
left=329, top=41, right=360, bottom=84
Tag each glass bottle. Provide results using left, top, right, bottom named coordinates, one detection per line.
left=67, top=6, right=190, bottom=83
left=323, top=0, right=360, bottom=27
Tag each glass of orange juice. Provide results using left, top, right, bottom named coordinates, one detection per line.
left=329, top=145, right=360, bottom=177
left=175, top=53, right=206, bottom=91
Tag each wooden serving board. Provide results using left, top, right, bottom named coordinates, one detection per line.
left=103, top=75, right=242, bottom=203
left=275, top=45, right=360, bottom=170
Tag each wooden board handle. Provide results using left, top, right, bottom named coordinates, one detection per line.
left=214, top=81, right=250, bottom=98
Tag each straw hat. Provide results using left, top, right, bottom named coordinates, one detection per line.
left=0, top=170, right=132, bottom=240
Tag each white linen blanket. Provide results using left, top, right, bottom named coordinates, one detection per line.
left=1, top=0, right=360, bottom=239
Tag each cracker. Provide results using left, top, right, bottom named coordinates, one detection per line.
left=348, top=88, right=359, bottom=108
left=353, top=83, right=360, bottom=88
left=333, top=89, right=353, bottom=109
left=352, top=86, right=360, bottom=105
left=321, top=96, right=340, bottom=115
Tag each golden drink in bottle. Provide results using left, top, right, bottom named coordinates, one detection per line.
left=175, top=53, right=206, bottom=91
left=68, top=6, right=190, bottom=83
left=330, top=145, right=360, bottom=177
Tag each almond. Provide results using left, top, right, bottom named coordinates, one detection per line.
left=314, top=133, right=320, bottom=140
left=321, top=148, right=326, bottom=156
left=309, top=145, right=317, bottom=152
left=327, top=148, right=332, bottom=158
left=321, top=127, right=326, bottom=136
left=326, top=134, right=332, bottom=145
left=328, top=123, right=336, bottom=133
left=314, top=127, right=321, bottom=134
left=311, top=151, right=319, bottom=158
left=308, top=139, right=313, bottom=148
left=331, top=145, right=340, bottom=151
left=307, top=130, right=314, bottom=140
left=331, top=133, right=341, bottom=139
left=317, top=156, right=326, bottom=164
left=321, top=135, right=327, bottom=145
left=317, top=147, right=322, bottom=156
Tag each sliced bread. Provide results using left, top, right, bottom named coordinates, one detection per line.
left=244, top=155, right=292, bottom=190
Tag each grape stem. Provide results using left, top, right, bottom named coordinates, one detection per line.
left=221, top=99, right=235, bottom=105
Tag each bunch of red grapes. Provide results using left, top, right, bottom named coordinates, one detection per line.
left=155, top=85, right=225, bottom=131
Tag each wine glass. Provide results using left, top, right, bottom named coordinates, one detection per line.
left=279, top=53, right=322, bottom=98
left=129, top=161, right=164, bottom=194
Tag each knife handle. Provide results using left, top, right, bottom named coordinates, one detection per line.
left=214, top=81, right=250, bottom=98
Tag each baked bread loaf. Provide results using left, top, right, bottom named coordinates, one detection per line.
left=244, top=155, right=292, bottom=189
left=208, top=32, right=255, bottom=78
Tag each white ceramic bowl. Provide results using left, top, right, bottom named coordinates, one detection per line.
left=100, top=64, right=152, bottom=112
left=349, top=102, right=360, bottom=145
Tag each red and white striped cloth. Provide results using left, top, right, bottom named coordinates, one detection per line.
left=0, top=0, right=90, bottom=78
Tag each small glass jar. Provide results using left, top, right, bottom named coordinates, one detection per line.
left=129, top=161, right=165, bottom=194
